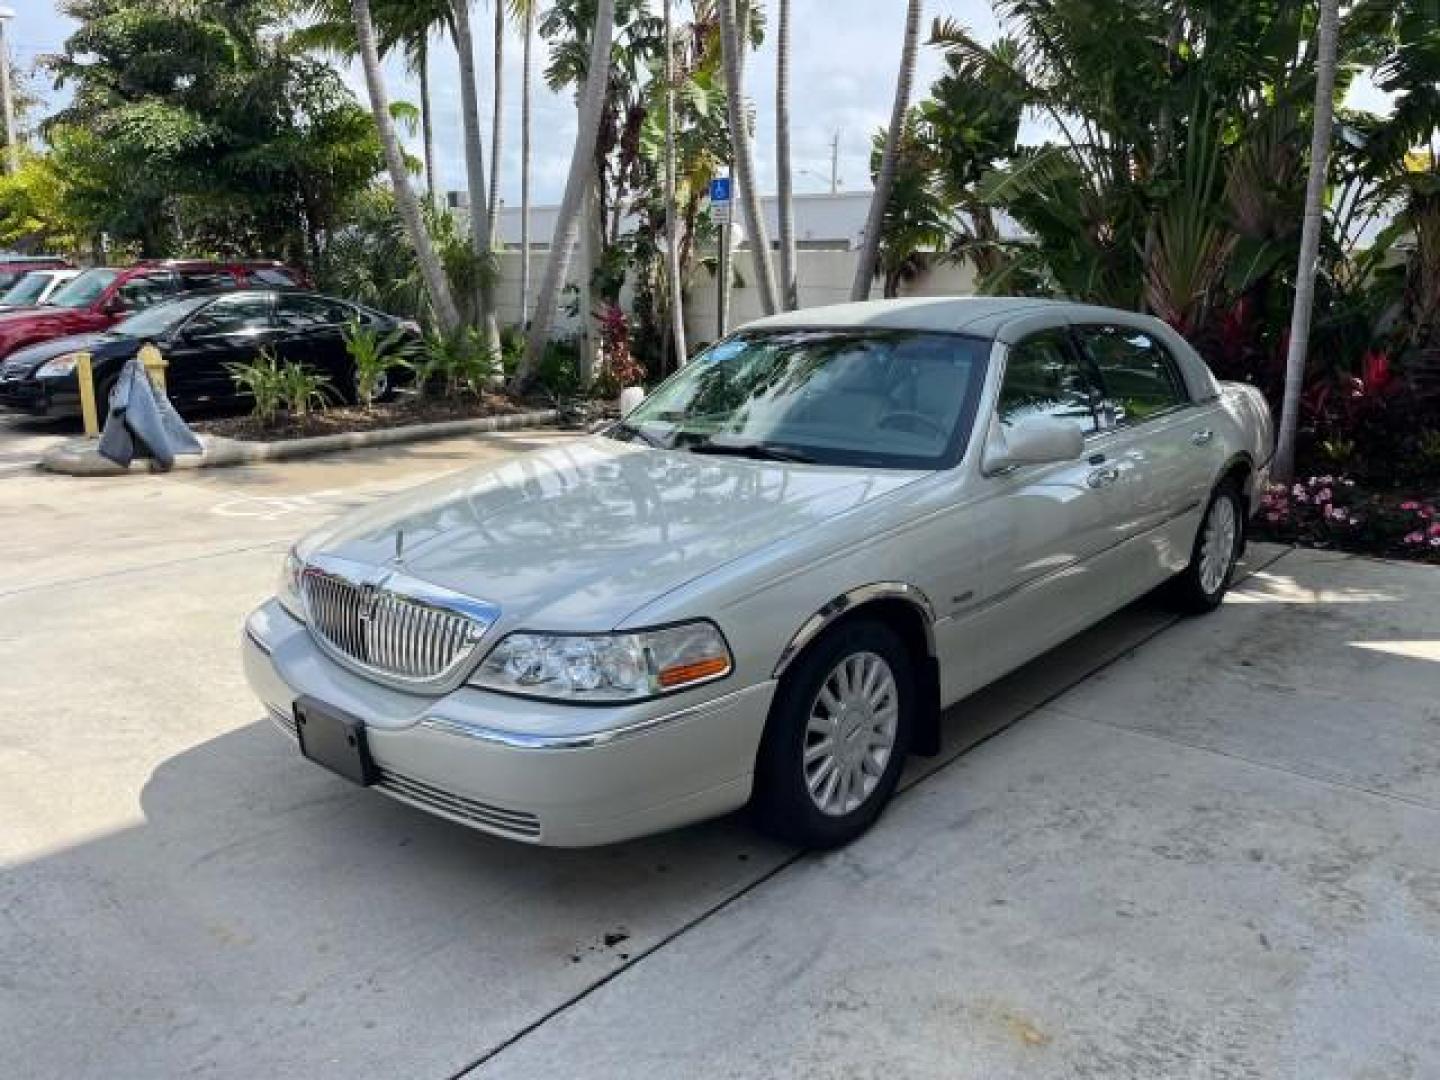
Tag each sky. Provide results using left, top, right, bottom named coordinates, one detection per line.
left=11, top=1, right=1392, bottom=210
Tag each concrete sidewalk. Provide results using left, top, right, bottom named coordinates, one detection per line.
left=2, top=426, right=1437, bottom=1080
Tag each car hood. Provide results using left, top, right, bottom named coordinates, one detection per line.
left=3, top=332, right=112, bottom=372
left=299, top=436, right=921, bottom=630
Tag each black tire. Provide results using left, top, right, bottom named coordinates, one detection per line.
left=751, top=618, right=916, bottom=849
left=1167, top=481, right=1246, bottom=614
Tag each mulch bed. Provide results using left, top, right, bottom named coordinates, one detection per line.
left=191, top=392, right=544, bottom=442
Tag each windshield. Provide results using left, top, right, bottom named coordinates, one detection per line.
left=0, top=272, right=54, bottom=306
left=610, top=329, right=990, bottom=469
left=46, top=268, right=119, bottom=310
left=112, top=294, right=215, bottom=338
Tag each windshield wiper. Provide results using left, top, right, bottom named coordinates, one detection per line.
left=688, top=438, right=818, bottom=464
left=610, top=421, right=670, bottom=449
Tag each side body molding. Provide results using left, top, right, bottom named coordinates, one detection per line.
left=772, top=582, right=938, bottom=678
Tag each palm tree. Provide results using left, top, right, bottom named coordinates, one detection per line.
left=515, top=0, right=617, bottom=389
left=451, top=0, right=503, bottom=352
left=416, top=36, right=438, bottom=204
left=1274, top=0, right=1341, bottom=484
left=851, top=0, right=923, bottom=302
left=775, top=0, right=798, bottom=311
left=350, top=0, right=462, bottom=332
left=718, top=0, right=779, bottom=316
left=487, top=0, right=505, bottom=248
left=664, top=0, right=689, bottom=363
left=519, top=0, right=536, bottom=323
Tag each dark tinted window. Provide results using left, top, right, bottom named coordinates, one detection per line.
left=116, top=272, right=181, bottom=311
left=250, top=267, right=300, bottom=286
left=186, top=293, right=274, bottom=335
left=178, top=271, right=236, bottom=292
left=276, top=294, right=353, bottom=328
left=1080, top=326, right=1188, bottom=424
left=998, top=330, right=1108, bottom=434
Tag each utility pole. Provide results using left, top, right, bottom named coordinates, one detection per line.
left=0, top=7, right=17, bottom=175
left=830, top=131, right=840, bottom=195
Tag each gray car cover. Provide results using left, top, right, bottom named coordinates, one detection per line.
left=97, top=357, right=204, bottom=470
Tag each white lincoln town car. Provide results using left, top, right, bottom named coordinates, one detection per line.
left=243, top=298, right=1273, bottom=848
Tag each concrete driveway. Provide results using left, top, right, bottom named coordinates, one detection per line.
left=1, top=435, right=1437, bottom=1079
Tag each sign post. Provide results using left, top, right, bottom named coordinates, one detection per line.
left=710, top=176, right=733, bottom=337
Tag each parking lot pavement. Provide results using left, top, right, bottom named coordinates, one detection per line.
left=1, top=429, right=1436, bottom=1080
left=0, top=411, right=76, bottom=473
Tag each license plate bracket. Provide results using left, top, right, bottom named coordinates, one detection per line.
left=295, top=697, right=377, bottom=786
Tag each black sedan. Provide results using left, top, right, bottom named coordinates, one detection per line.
left=0, top=289, right=421, bottom=419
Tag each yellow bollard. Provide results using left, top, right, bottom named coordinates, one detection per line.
left=138, top=342, right=168, bottom=394
left=75, top=352, right=100, bottom=438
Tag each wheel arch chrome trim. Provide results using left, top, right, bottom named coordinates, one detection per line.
left=773, top=582, right=937, bottom=679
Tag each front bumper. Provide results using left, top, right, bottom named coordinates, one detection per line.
left=243, top=600, right=775, bottom=846
left=0, top=376, right=80, bottom=417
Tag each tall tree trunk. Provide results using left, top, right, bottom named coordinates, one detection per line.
left=520, top=0, right=534, bottom=325
left=851, top=0, right=923, bottom=301
left=451, top=0, right=502, bottom=350
left=352, top=0, right=461, bottom=333
left=419, top=38, right=438, bottom=208
left=775, top=0, right=799, bottom=311
left=663, top=0, right=688, bottom=364
left=718, top=0, right=779, bottom=316
left=487, top=0, right=505, bottom=247
left=514, top=0, right=616, bottom=390
left=1274, top=0, right=1340, bottom=484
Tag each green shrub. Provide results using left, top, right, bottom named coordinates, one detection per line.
left=225, top=349, right=286, bottom=425
left=343, top=320, right=414, bottom=409
left=410, top=326, right=502, bottom=398
left=226, top=347, right=333, bottom=425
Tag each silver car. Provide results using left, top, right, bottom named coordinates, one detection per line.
left=243, top=298, right=1273, bottom=848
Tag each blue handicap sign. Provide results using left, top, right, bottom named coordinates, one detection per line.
left=709, top=176, right=732, bottom=203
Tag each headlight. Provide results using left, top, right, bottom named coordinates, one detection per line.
left=36, top=352, right=85, bottom=378
left=277, top=549, right=306, bottom=622
left=471, top=621, right=732, bottom=702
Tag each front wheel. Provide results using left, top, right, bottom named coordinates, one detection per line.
left=752, top=619, right=915, bottom=849
left=1167, top=481, right=1245, bottom=613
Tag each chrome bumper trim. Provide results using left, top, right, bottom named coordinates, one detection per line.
left=419, top=682, right=772, bottom=751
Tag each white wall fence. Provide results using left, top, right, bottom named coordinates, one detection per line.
left=489, top=248, right=980, bottom=352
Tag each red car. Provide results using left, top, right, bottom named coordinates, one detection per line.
left=0, top=260, right=308, bottom=361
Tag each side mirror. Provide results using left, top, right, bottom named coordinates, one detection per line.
left=102, top=296, right=129, bottom=317
left=983, top=415, right=1085, bottom=475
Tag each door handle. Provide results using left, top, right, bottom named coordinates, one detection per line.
left=1191, top=429, right=1215, bottom=446
left=1087, top=466, right=1121, bottom=488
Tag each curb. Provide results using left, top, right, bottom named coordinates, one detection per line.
left=39, top=409, right=560, bottom=477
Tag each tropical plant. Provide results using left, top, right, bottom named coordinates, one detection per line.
left=868, top=112, right=953, bottom=298
left=661, top=0, right=689, bottom=360
left=449, top=0, right=502, bottom=352
left=1275, top=0, right=1342, bottom=484
left=413, top=325, right=503, bottom=397
left=349, top=0, right=462, bottom=332
left=517, top=0, right=617, bottom=390
left=775, top=0, right=798, bottom=311
left=519, top=0, right=537, bottom=322
left=343, top=319, right=415, bottom=408
left=717, top=0, right=778, bottom=315
left=852, top=0, right=924, bottom=301
left=226, top=351, right=288, bottom=426
left=277, top=358, right=336, bottom=416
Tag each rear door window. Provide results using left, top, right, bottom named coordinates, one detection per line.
left=1078, top=326, right=1189, bottom=425
left=275, top=294, right=353, bottom=329
left=178, top=270, right=237, bottom=293
left=997, top=329, right=1109, bottom=434
left=249, top=267, right=301, bottom=287
left=117, top=272, right=181, bottom=311
left=186, top=293, right=275, bottom=335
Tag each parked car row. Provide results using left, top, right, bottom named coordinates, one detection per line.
left=0, top=288, right=421, bottom=418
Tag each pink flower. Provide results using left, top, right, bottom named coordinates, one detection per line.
left=1404, top=531, right=1425, bottom=545
left=1431, top=537, right=1440, bottom=548
left=1316, top=488, right=1333, bottom=503
left=1295, top=491, right=1310, bottom=504
left=1400, top=501, right=1422, bottom=511
left=1429, top=522, right=1440, bottom=537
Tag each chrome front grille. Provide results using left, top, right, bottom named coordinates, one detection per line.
left=376, top=768, right=542, bottom=839
left=300, top=556, right=498, bottom=689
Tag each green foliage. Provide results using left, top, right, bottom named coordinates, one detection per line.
left=225, top=350, right=287, bottom=426
left=343, top=319, right=415, bottom=409
left=45, top=0, right=384, bottom=261
left=226, top=348, right=333, bottom=424
left=411, top=326, right=502, bottom=398
left=0, top=153, right=87, bottom=254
